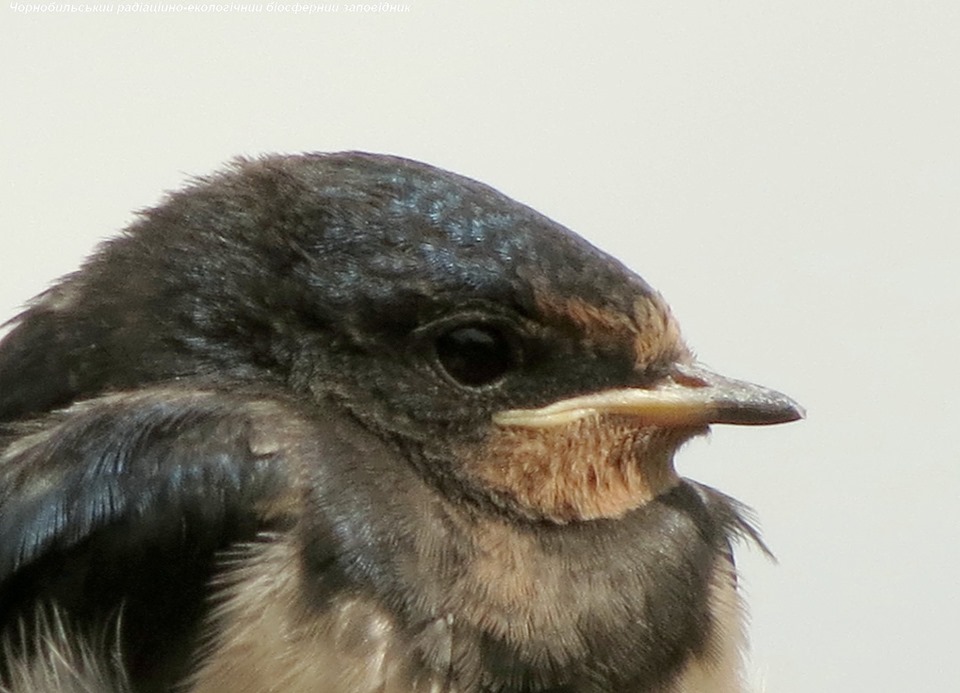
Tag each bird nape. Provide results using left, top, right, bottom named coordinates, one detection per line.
left=0, top=152, right=802, bottom=693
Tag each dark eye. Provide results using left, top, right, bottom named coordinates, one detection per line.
left=434, top=323, right=517, bottom=388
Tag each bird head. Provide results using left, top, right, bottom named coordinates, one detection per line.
left=0, top=152, right=802, bottom=526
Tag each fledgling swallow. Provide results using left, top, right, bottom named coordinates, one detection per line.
left=0, top=153, right=802, bottom=693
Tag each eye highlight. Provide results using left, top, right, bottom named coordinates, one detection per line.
left=434, top=323, right=517, bottom=388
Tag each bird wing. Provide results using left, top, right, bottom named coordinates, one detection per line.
left=0, top=383, right=316, bottom=688
left=0, top=384, right=308, bottom=584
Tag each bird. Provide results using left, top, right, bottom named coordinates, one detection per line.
left=0, top=152, right=802, bottom=693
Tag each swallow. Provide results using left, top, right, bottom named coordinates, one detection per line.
left=0, top=152, right=802, bottom=693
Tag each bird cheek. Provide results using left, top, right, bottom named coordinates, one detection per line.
left=460, top=417, right=690, bottom=524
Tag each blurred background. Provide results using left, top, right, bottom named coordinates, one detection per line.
left=2, top=2, right=957, bottom=691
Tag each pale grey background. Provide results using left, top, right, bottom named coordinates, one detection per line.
left=2, top=2, right=957, bottom=691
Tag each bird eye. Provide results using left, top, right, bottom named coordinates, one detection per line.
left=434, top=323, right=517, bottom=388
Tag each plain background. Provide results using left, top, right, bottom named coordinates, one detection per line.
left=2, top=2, right=957, bottom=691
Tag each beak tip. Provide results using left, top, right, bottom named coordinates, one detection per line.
left=772, top=392, right=806, bottom=424
left=743, top=395, right=805, bottom=426
left=709, top=387, right=805, bottom=427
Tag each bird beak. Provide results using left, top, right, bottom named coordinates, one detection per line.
left=493, top=362, right=805, bottom=429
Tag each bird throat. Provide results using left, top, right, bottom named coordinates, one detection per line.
left=471, top=416, right=696, bottom=523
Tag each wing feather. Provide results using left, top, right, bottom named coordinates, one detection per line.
left=0, top=383, right=312, bottom=690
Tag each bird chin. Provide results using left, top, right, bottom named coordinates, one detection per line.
left=466, top=415, right=707, bottom=524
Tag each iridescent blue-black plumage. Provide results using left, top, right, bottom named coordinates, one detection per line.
left=0, top=154, right=660, bottom=424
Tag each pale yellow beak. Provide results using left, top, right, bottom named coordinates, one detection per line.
left=493, top=362, right=804, bottom=429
